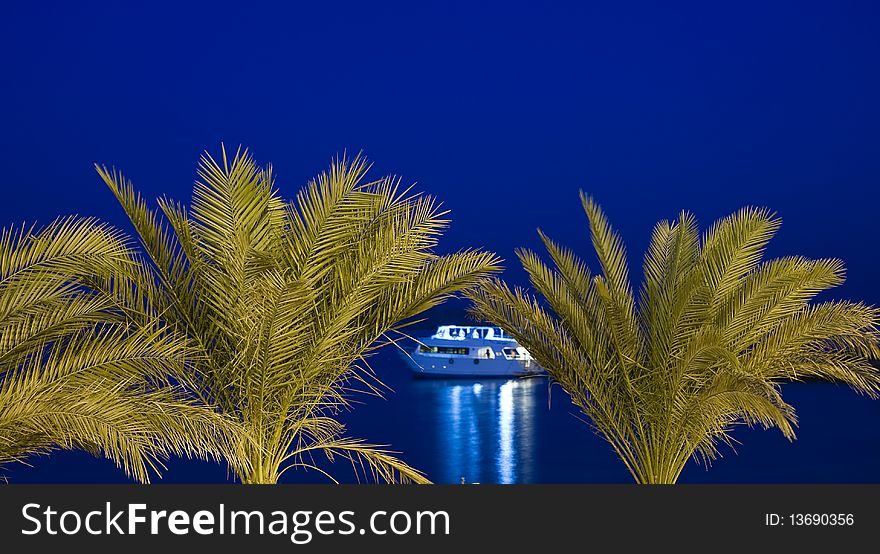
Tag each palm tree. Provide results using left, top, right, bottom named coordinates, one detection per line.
left=468, top=193, right=880, bottom=484
left=0, top=217, right=244, bottom=482
left=96, top=146, right=501, bottom=484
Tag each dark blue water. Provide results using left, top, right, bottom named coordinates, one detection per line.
left=344, top=348, right=880, bottom=484
left=5, top=341, right=879, bottom=484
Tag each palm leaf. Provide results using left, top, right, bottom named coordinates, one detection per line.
left=0, top=217, right=246, bottom=482
left=469, top=195, right=880, bottom=483
left=98, top=146, right=501, bottom=483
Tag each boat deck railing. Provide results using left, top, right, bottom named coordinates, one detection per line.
left=431, top=325, right=513, bottom=341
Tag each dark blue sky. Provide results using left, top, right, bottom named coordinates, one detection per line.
left=2, top=1, right=879, bottom=298
left=2, top=1, right=880, bottom=483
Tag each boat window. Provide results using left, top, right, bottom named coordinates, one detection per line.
left=501, top=347, right=518, bottom=359
left=419, top=345, right=470, bottom=356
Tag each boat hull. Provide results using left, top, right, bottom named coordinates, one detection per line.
left=398, top=350, right=543, bottom=378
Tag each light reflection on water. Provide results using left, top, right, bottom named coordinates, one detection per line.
left=410, top=378, right=539, bottom=484
left=391, top=377, right=880, bottom=484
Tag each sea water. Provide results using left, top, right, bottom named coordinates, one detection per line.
left=4, top=347, right=880, bottom=483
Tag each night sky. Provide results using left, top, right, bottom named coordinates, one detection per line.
left=2, top=1, right=879, bottom=483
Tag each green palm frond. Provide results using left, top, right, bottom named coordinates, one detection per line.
left=284, top=438, right=430, bottom=485
left=0, top=379, right=241, bottom=483
left=96, top=146, right=501, bottom=483
left=0, top=217, right=247, bottom=482
left=468, top=193, right=880, bottom=484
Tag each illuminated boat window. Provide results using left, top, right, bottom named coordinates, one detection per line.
left=418, top=345, right=470, bottom=356
left=502, top=347, right=525, bottom=360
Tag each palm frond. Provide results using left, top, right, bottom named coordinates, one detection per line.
left=0, top=217, right=246, bottom=482
left=97, top=147, right=499, bottom=483
left=469, top=195, right=880, bottom=483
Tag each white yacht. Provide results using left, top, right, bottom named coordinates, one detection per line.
left=399, top=325, right=543, bottom=377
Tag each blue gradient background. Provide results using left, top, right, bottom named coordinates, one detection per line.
left=1, top=1, right=878, bottom=483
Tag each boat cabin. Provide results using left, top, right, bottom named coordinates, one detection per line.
left=430, top=325, right=512, bottom=341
